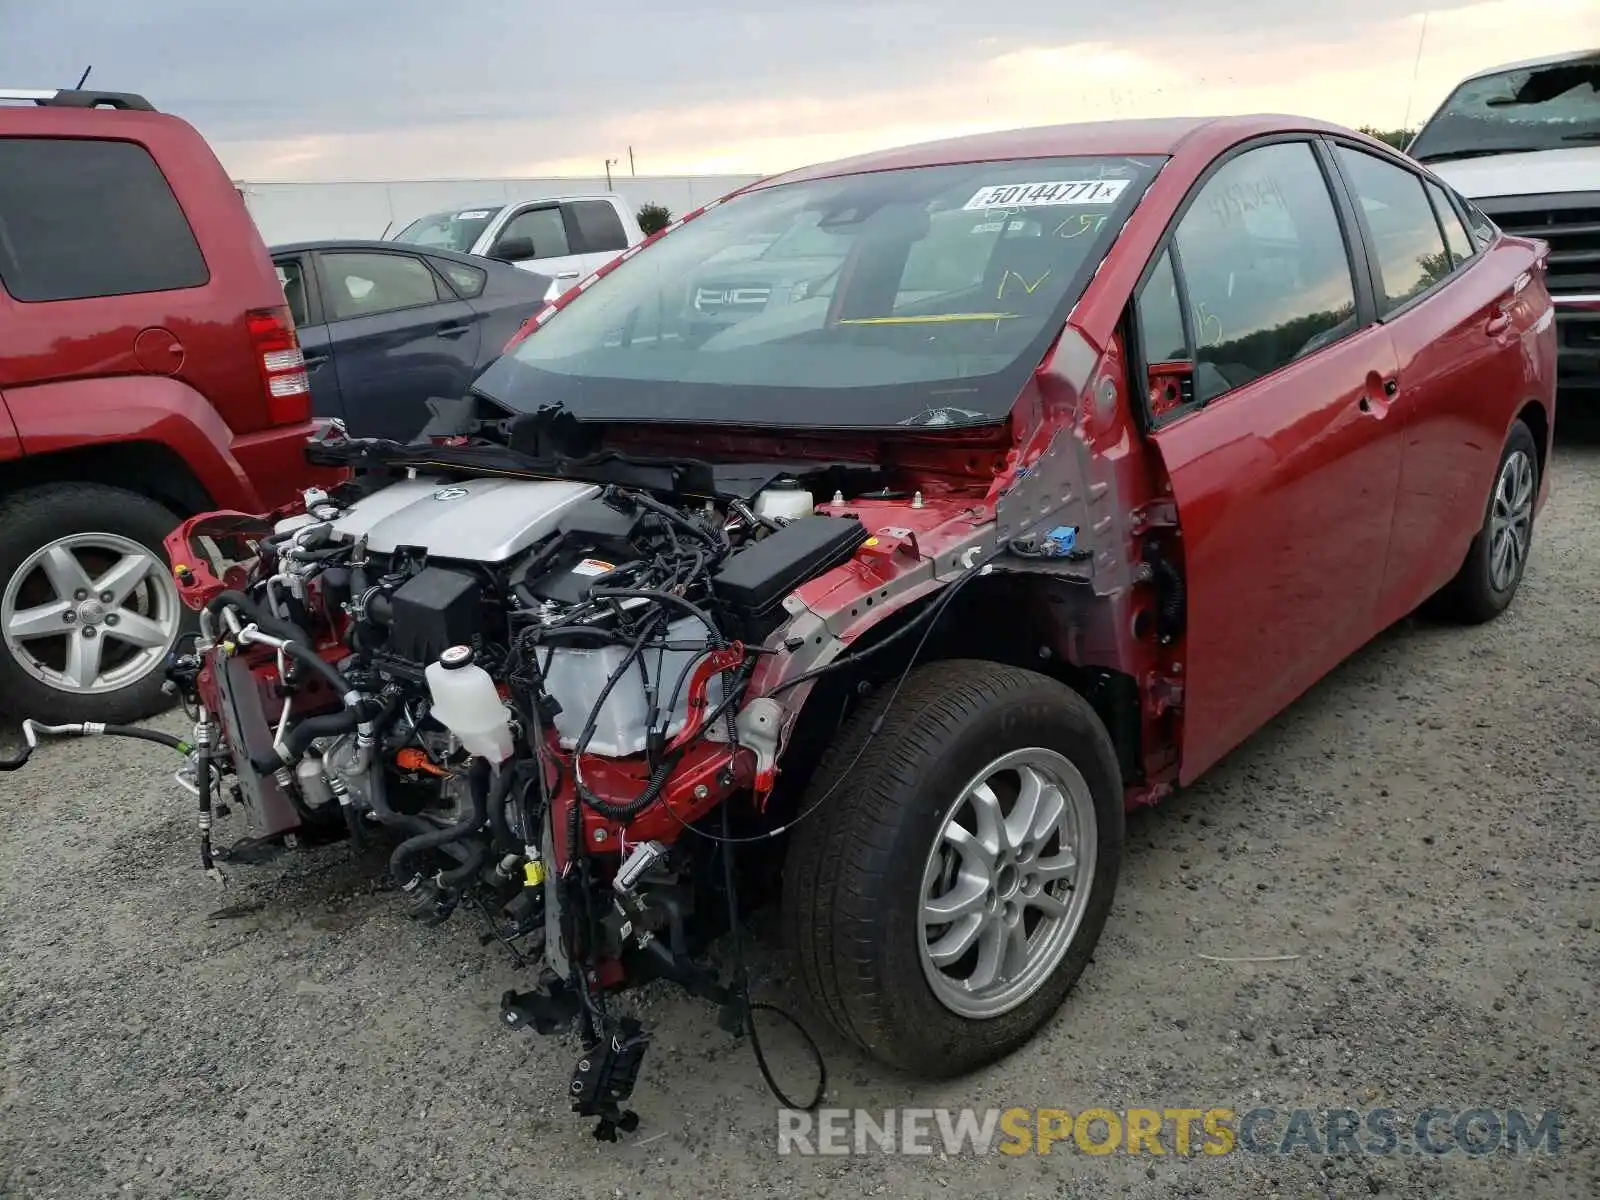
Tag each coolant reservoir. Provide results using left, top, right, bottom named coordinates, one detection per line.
left=425, top=645, right=513, bottom=762
left=753, top=480, right=814, bottom=523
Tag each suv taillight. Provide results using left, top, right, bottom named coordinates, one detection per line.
left=247, top=306, right=311, bottom=425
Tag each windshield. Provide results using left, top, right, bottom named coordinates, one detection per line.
left=1410, top=56, right=1600, bottom=162
left=392, top=206, right=504, bottom=253
left=472, top=155, right=1162, bottom=430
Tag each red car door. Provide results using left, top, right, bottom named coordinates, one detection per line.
left=1325, top=143, right=1542, bottom=627
left=1135, top=139, right=1405, bottom=783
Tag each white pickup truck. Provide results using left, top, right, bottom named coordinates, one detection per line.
left=1409, top=49, right=1600, bottom=393
left=389, top=193, right=645, bottom=300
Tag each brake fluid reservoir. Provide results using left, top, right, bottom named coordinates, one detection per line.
left=753, top=480, right=814, bottom=523
left=425, top=645, right=513, bottom=762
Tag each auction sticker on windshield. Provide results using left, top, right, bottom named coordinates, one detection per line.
left=964, top=180, right=1129, bottom=209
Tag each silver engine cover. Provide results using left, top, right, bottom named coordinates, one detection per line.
left=328, top=475, right=601, bottom=562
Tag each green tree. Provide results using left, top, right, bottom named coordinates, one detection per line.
left=637, top=202, right=673, bottom=236
left=1358, top=127, right=1416, bottom=152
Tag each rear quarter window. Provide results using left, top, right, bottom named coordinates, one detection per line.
left=0, top=137, right=210, bottom=302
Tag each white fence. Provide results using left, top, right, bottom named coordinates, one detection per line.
left=236, top=175, right=765, bottom=246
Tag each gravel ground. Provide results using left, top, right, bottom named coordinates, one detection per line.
left=2, top=435, right=1597, bottom=1200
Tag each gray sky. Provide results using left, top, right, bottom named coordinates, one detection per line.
left=3, top=0, right=1594, bottom=179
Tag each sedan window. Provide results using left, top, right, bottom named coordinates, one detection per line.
left=320, top=252, right=442, bottom=321
left=1424, top=179, right=1477, bottom=268
left=1334, top=147, right=1453, bottom=308
left=1172, top=141, right=1359, bottom=403
left=438, top=260, right=487, bottom=299
left=275, top=258, right=310, bottom=327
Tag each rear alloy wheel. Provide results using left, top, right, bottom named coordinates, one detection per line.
left=0, top=484, right=187, bottom=724
left=783, top=659, right=1123, bottom=1076
left=1432, top=419, right=1539, bottom=624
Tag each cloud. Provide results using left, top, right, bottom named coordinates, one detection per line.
left=3, top=0, right=1594, bottom=179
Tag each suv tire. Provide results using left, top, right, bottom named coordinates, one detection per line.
left=0, top=483, right=188, bottom=725
left=782, top=659, right=1124, bottom=1076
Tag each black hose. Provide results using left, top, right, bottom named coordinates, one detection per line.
left=388, top=757, right=492, bottom=884
left=103, top=725, right=188, bottom=752
left=206, top=590, right=307, bottom=644
left=439, top=840, right=488, bottom=890
left=2, top=723, right=192, bottom=771
left=281, top=640, right=360, bottom=703
left=209, top=589, right=362, bottom=705
left=488, top=766, right=522, bottom=853
left=252, top=709, right=357, bottom=773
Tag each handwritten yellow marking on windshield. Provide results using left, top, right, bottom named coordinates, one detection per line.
left=997, top=269, right=1050, bottom=300
left=835, top=313, right=1020, bottom=325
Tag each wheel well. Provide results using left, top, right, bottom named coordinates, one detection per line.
left=1517, top=400, right=1549, bottom=481
left=0, top=441, right=212, bottom=516
left=771, top=575, right=1143, bottom=810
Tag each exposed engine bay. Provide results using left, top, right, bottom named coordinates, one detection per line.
left=0, top=397, right=1124, bottom=1138
left=163, top=461, right=881, bottom=1132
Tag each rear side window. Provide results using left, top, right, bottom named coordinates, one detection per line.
left=1172, top=141, right=1359, bottom=403
left=319, top=252, right=441, bottom=321
left=276, top=259, right=310, bottom=327
left=566, top=200, right=629, bottom=254
left=1424, top=179, right=1476, bottom=267
left=438, top=260, right=487, bottom=298
left=1334, top=147, right=1452, bottom=307
left=0, top=137, right=209, bottom=302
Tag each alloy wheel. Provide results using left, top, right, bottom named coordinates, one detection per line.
left=1, top=532, right=180, bottom=696
left=918, top=747, right=1098, bottom=1019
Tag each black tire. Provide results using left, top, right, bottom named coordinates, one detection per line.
left=1431, top=419, right=1540, bottom=625
left=782, top=658, right=1124, bottom=1077
left=0, top=483, right=189, bottom=725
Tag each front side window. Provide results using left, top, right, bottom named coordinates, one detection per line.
left=1334, top=147, right=1452, bottom=308
left=1171, top=141, right=1358, bottom=403
left=320, top=252, right=441, bottom=321
left=393, top=207, right=502, bottom=253
left=1409, top=55, right=1600, bottom=163
left=474, top=155, right=1163, bottom=429
left=0, top=137, right=209, bottom=302
left=495, top=207, right=570, bottom=258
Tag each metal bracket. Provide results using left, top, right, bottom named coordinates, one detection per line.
left=997, top=424, right=1135, bottom=599
left=1146, top=671, right=1185, bottom=716
left=1131, top=499, right=1179, bottom=537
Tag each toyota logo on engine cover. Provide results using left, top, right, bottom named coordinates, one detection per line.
left=432, top=487, right=468, bottom=501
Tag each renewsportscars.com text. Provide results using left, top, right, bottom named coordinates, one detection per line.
left=777, top=1106, right=1563, bottom=1157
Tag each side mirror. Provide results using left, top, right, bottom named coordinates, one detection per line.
left=490, top=236, right=537, bottom=263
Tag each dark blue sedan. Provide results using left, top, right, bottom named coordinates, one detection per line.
left=270, top=240, right=550, bottom=441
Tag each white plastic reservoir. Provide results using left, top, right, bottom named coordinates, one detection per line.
left=425, top=646, right=514, bottom=762
left=544, top=616, right=727, bottom=758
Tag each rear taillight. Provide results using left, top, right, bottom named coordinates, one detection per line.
left=247, top=306, right=311, bottom=425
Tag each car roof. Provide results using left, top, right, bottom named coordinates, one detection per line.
left=270, top=238, right=499, bottom=267
left=1453, top=48, right=1600, bottom=83
left=754, top=115, right=1355, bottom=188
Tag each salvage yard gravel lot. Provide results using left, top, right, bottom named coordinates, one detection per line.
left=3, top=436, right=1598, bottom=1200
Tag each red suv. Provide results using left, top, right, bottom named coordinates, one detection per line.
left=0, top=87, right=334, bottom=723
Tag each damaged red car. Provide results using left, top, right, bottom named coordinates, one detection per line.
left=8, top=114, right=1554, bottom=1136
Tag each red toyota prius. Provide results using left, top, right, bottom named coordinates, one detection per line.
left=495, top=114, right=1555, bottom=1070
